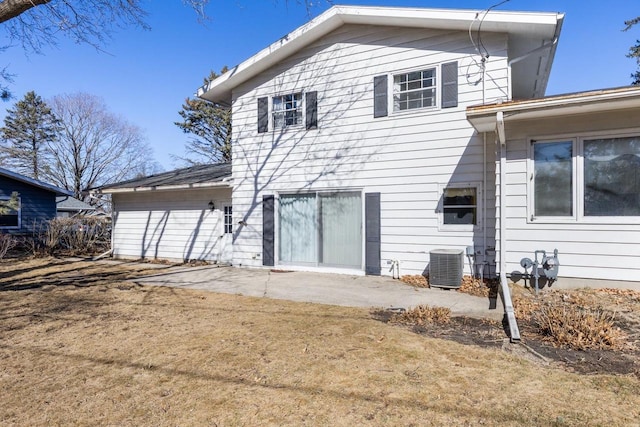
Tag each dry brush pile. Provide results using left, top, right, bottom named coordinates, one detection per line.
left=399, top=274, right=498, bottom=298
left=513, top=288, right=636, bottom=351
left=388, top=305, right=452, bottom=326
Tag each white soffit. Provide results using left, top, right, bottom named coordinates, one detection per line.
left=198, top=5, right=563, bottom=103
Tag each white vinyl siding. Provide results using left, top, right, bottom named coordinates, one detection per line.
left=502, top=111, right=640, bottom=282
left=112, top=188, right=233, bottom=263
left=231, top=24, right=506, bottom=275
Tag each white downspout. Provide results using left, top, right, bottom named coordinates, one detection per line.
left=496, top=111, right=520, bottom=342
left=482, top=132, right=487, bottom=273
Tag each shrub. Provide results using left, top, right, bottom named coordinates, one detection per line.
left=532, top=304, right=627, bottom=351
left=0, top=232, right=16, bottom=259
left=20, top=216, right=111, bottom=257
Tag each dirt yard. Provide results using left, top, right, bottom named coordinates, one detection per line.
left=1, top=257, right=640, bottom=426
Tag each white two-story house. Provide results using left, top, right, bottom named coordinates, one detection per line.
left=196, top=5, right=639, bottom=285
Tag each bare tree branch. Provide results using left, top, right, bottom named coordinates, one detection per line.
left=46, top=93, right=156, bottom=201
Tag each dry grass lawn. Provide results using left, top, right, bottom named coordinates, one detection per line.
left=1, top=257, right=640, bottom=426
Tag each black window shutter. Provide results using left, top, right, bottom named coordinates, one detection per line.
left=365, top=192, right=381, bottom=275
left=262, top=195, right=275, bottom=266
left=305, top=91, right=318, bottom=130
left=441, top=61, right=458, bottom=108
left=373, top=75, right=388, bottom=118
left=257, top=97, right=269, bottom=133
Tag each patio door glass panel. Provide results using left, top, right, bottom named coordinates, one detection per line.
left=320, top=192, right=362, bottom=268
left=278, top=194, right=317, bottom=263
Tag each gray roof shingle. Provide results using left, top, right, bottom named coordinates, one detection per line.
left=56, top=196, right=95, bottom=211
left=93, top=163, right=231, bottom=192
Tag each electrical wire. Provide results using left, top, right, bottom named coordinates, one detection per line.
left=466, top=0, right=513, bottom=97
left=477, top=0, right=511, bottom=59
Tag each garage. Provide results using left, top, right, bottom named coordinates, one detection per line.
left=95, top=163, right=233, bottom=264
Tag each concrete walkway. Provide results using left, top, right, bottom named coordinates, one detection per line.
left=132, top=264, right=504, bottom=320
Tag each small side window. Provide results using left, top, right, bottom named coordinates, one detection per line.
left=0, top=196, right=21, bottom=229
left=443, top=187, right=477, bottom=225
left=224, top=205, right=233, bottom=234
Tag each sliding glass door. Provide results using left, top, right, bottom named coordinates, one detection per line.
left=279, top=192, right=362, bottom=269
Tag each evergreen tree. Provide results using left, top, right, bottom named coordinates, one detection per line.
left=625, top=17, right=640, bottom=85
left=0, top=91, right=60, bottom=179
left=175, top=68, right=232, bottom=164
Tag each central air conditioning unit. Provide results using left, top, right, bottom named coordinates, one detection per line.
left=429, top=249, right=464, bottom=289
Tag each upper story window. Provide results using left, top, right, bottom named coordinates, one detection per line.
left=273, top=93, right=303, bottom=128
left=530, top=134, right=640, bottom=222
left=258, top=91, right=317, bottom=133
left=393, top=68, right=436, bottom=112
left=373, top=61, right=458, bottom=118
left=0, top=196, right=20, bottom=229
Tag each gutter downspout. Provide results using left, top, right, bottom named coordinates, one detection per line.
left=496, top=111, right=520, bottom=342
left=483, top=132, right=487, bottom=273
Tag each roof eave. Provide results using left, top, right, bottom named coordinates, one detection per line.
left=0, top=167, right=72, bottom=196
left=198, top=5, right=564, bottom=104
left=96, top=180, right=233, bottom=195
left=466, top=87, right=640, bottom=132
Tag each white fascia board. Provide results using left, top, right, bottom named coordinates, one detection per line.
left=198, top=5, right=563, bottom=103
left=466, top=87, right=640, bottom=132
left=97, top=181, right=232, bottom=194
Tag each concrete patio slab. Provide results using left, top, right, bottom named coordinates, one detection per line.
left=131, top=263, right=503, bottom=320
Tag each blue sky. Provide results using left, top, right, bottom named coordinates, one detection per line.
left=1, top=0, right=638, bottom=170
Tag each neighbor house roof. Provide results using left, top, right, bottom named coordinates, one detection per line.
left=0, top=167, right=72, bottom=196
left=92, top=163, right=232, bottom=194
left=56, top=196, right=95, bottom=212
left=198, top=5, right=564, bottom=104
left=466, top=85, right=640, bottom=132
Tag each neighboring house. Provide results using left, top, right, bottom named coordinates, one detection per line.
left=56, top=196, right=96, bottom=218
left=194, top=5, right=640, bottom=285
left=0, top=167, right=72, bottom=233
left=93, top=163, right=233, bottom=264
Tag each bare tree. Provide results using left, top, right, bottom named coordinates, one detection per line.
left=0, top=0, right=209, bottom=98
left=45, top=93, right=154, bottom=202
